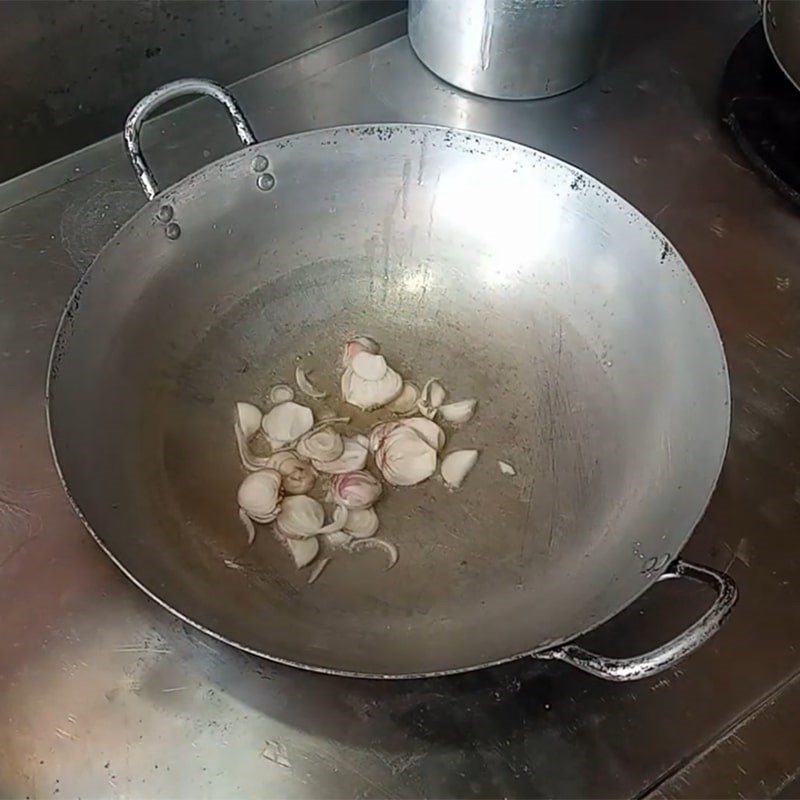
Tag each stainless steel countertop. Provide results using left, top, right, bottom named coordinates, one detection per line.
left=3, top=3, right=800, bottom=797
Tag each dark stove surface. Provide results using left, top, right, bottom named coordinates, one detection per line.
left=720, top=22, right=800, bottom=206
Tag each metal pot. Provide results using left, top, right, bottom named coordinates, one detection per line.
left=408, top=0, right=614, bottom=100
left=47, top=79, right=736, bottom=680
left=762, top=0, right=800, bottom=92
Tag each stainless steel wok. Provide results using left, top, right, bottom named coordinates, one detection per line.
left=47, top=79, right=737, bottom=680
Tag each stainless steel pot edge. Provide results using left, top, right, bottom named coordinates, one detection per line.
left=45, top=78, right=737, bottom=681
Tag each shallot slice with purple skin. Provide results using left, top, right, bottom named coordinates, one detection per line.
left=262, top=401, right=314, bottom=448
left=375, top=425, right=437, bottom=486
left=343, top=507, right=379, bottom=538
left=341, top=352, right=403, bottom=410
left=330, top=470, right=382, bottom=510
left=342, top=335, right=380, bottom=367
left=237, top=469, right=282, bottom=523
left=348, top=537, right=399, bottom=570
left=276, top=495, right=325, bottom=539
left=296, top=426, right=344, bottom=463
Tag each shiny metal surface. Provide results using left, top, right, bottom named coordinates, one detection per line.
left=49, top=90, right=730, bottom=676
left=408, top=0, right=613, bottom=99
left=763, top=0, right=800, bottom=92
left=4, top=1, right=800, bottom=795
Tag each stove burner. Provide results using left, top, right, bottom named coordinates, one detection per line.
left=719, top=22, right=800, bottom=206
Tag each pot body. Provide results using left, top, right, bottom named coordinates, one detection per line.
left=408, top=0, right=613, bottom=100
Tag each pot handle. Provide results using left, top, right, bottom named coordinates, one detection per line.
left=123, top=78, right=257, bottom=200
left=538, top=559, right=737, bottom=681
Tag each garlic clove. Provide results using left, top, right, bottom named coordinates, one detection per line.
left=343, top=507, right=379, bottom=539
left=351, top=352, right=389, bottom=381
left=314, top=435, right=368, bottom=474
left=275, top=494, right=325, bottom=538
left=348, top=537, right=399, bottom=570
left=296, top=426, right=344, bottom=463
left=266, top=451, right=316, bottom=495
left=238, top=507, right=257, bottom=546
left=439, top=399, right=477, bottom=425
left=295, top=366, right=327, bottom=399
left=429, top=380, right=446, bottom=408
left=342, top=335, right=380, bottom=366
left=376, top=426, right=438, bottom=486
left=441, top=449, right=479, bottom=489
left=307, top=556, right=331, bottom=584
left=354, top=433, right=370, bottom=449
left=237, top=469, right=282, bottom=522
left=387, top=381, right=420, bottom=414
left=262, top=401, right=314, bottom=446
left=498, top=460, right=517, bottom=476
left=236, top=402, right=263, bottom=440
left=402, top=417, right=446, bottom=450
left=269, top=384, right=295, bottom=404
left=330, top=470, right=383, bottom=509
left=285, top=535, right=319, bottom=569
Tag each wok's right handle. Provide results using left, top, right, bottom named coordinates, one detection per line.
left=124, top=78, right=257, bottom=200
left=538, top=559, right=737, bottom=681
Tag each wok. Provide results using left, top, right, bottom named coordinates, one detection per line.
left=47, top=80, right=736, bottom=680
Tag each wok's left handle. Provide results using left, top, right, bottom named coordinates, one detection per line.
left=124, top=78, right=256, bottom=200
left=537, top=559, right=737, bottom=681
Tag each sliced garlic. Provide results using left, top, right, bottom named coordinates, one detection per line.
left=314, top=435, right=368, bottom=474
left=234, top=421, right=272, bottom=471
left=296, top=426, right=344, bottom=463
left=285, top=535, right=319, bottom=569
left=342, top=335, right=380, bottom=366
left=429, top=380, right=446, bottom=408
left=441, top=449, right=479, bottom=489
left=330, top=470, right=382, bottom=509
left=318, top=504, right=349, bottom=534
left=236, top=402, right=262, bottom=439
left=343, top=507, right=379, bottom=539
left=348, top=537, right=398, bottom=570
left=402, top=417, right=445, bottom=451
left=307, top=556, right=331, bottom=584
left=376, top=426, right=438, bottom=486
left=266, top=451, right=316, bottom=495
left=269, top=384, right=295, bottom=404
left=498, top=460, right=517, bottom=476
left=439, top=399, right=477, bottom=425
left=238, top=507, right=257, bottom=546
left=237, top=469, right=282, bottom=522
left=275, top=495, right=325, bottom=538
left=341, top=352, right=403, bottom=410
left=262, top=401, right=314, bottom=447
left=387, top=381, right=420, bottom=414
left=295, top=366, right=327, bottom=399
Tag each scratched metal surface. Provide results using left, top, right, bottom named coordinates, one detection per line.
left=2, top=3, right=800, bottom=797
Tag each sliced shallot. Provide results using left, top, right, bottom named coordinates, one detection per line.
left=348, top=537, right=398, bottom=570
left=285, top=535, right=319, bottom=569
left=238, top=507, right=257, bottom=546
left=266, top=451, right=316, bottom=494
left=439, top=399, right=477, bottom=425
left=387, top=381, right=420, bottom=414
left=343, top=507, right=379, bottom=538
left=296, top=426, right=344, bottom=463
left=262, top=401, right=314, bottom=447
left=376, top=425, right=438, bottom=486
left=276, top=495, right=325, bottom=538
left=269, top=384, right=295, bottom=404
left=330, top=470, right=383, bottom=509
left=324, top=530, right=353, bottom=548
left=236, top=402, right=262, bottom=439
left=314, top=435, right=369, bottom=474
left=237, top=469, right=282, bottom=522
left=441, top=449, right=479, bottom=489
left=402, top=417, right=445, bottom=450
left=342, top=335, right=380, bottom=366
left=341, top=352, right=403, bottom=410
left=295, top=366, right=327, bottom=399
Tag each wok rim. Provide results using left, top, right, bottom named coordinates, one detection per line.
left=45, top=122, right=732, bottom=678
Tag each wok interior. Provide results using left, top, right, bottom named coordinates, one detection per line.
left=49, top=127, right=729, bottom=675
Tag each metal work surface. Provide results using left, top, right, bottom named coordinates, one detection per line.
left=2, top=2, right=800, bottom=796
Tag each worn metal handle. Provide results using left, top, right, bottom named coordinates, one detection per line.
left=539, top=559, right=738, bottom=681
left=123, top=78, right=256, bottom=200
